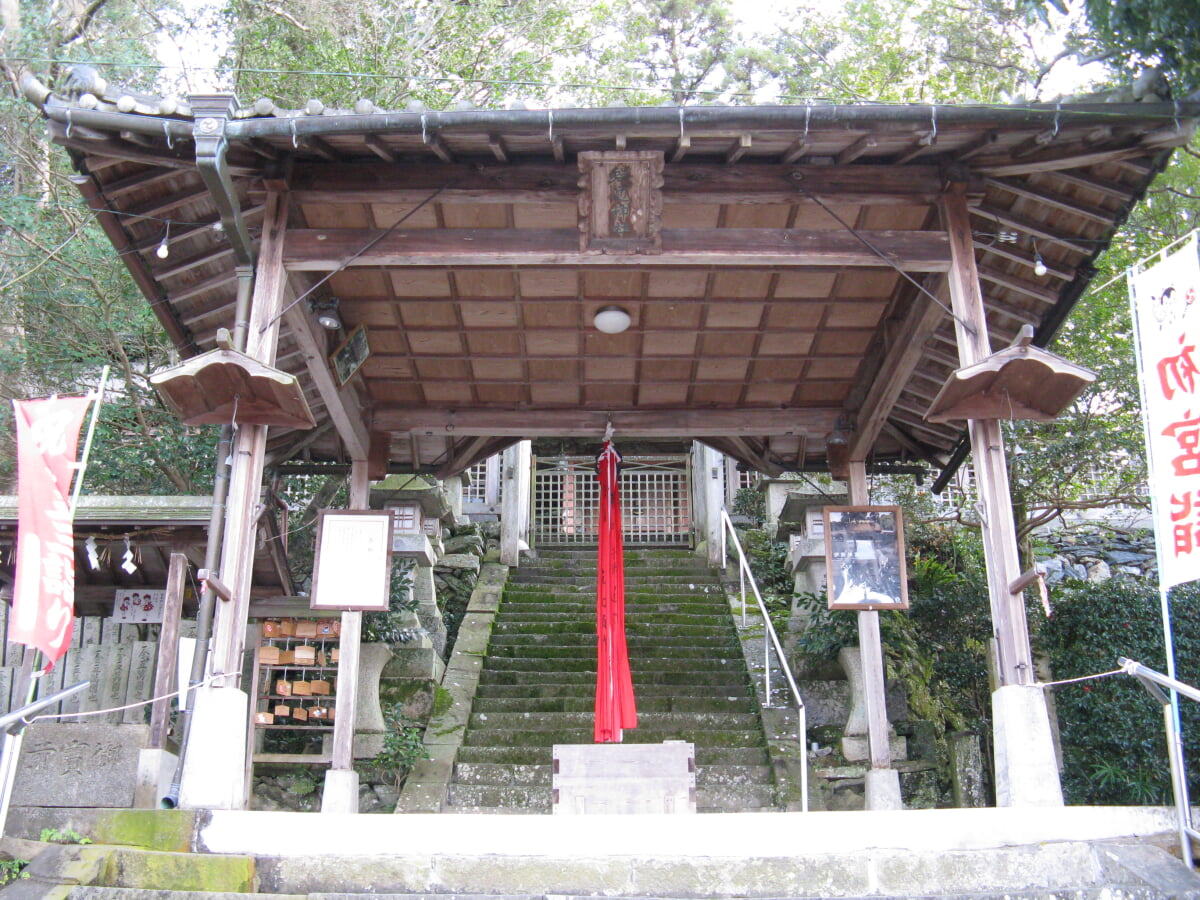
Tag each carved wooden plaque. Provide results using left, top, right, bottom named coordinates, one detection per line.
left=578, top=151, right=664, bottom=254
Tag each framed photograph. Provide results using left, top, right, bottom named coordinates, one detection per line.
left=823, top=505, right=909, bottom=610
left=310, top=509, right=394, bottom=611
left=329, top=324, right=370, bottom=386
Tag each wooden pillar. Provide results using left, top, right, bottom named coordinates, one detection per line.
left=700, top=443, right=725, bottom=567
left=323, top=461, right=368, bottom=813
left=180, top=191, right=288, bottom=812
left=847, top=462, right=901, bottom=808
left=209, top=190, right=289, bottom=682
left=148, top=553, right=187, bottom=748
left=942, top=184, right=1061, bottom=806
left=500, top=441, right=531, bottom=566
left=941, top=184, right=1032, bottom=687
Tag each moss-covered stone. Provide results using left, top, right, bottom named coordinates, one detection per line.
left=80, top=810, right=198, bottom=854
left=101, top=847, right=255, bottom=892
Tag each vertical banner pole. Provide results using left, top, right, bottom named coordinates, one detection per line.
left=1127, top=229, right=1200, bottom=836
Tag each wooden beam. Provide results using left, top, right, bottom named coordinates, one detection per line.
left=974, top=240, right=1072, bottom=282
left=72, top=175, right=196, bottom=353
left=298, top=135, right=339, bottom=161
left=376, top=407, right=839, bottom=437
left=282, top=227, right=952, bottom=271
left=892, top=131, right=936, bottom=165
left=836, top=134, right=877, bottom=165
left=170, top=269, right=238, bottom=302
left=1051, top=169, right=1137, bottom=203
left=780, top=138, right=809, bottom=164
left=285, top=162, right=951, bottom=205
left=953, top=131, right=998, bottom=162
left=363, top=135, right=396, bottom=163
left=974, top=204, right=1093, bottom=256
left=435, top=435, right=516, bottom=480
left=424, top=133, right=453, bottom=163
left=488, top=134, right=509, bottom=163
left=977, top=264, right=1060, bottom=306
left=280, top=280, right=371, bottom=461
left=671, top=135, right=691, bottom=164
left=984, top=176, right=1116, bottom=226
left=724, top=134, right=751, bottom=165
left=849, top=280, right=948, bottom=460
left=976, top=143, right=1158, bottom=177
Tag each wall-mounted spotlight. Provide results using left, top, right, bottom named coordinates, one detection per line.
left=311, top=296, right=341, bottom=330
left=593, top=306, right=631, bottom=334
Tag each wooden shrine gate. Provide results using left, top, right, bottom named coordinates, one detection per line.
left=532, top=456, right=692, bottom=547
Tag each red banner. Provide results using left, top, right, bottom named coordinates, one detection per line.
left=594, top=439, right=637, bottom=742
left=11, top=397, right=91, bottom=667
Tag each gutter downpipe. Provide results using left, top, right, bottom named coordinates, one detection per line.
left=164, top=95, right=256, bottom=808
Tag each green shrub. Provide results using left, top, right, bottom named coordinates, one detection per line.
left=1041, top=578, right=1200, bottom=805
left=374, top=703, right=429, bottom=788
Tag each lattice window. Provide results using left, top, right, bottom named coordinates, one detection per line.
left=533, top=456, right=692, bottom=546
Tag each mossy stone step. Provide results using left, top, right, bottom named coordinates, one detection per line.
left=511, top=573, right=723, bottom=586
left=467, top=710, right=763, bottom=732
left=470, top=696, right=755, bottom=715
left=484, top=638, right=742, bottom=656
left=480, top=654, right=748, bottom=672
left=454, top=762, right=552, bottom=786
left=477, top=670, right=753, bottom=688
left=488, top=625, right=733, bottom=640
left=459, top=727, right=768, bottom=748
left=697, top=782, right=780, bottom=811
left=473, top=682, right=755, bottom=700
left=454, top=744, right=771, bottom=767
left=444, top=783, right=778, bottom=814
left=504, top=583, right=724, bottom=596
left=446, top=783, right=551, bottom=812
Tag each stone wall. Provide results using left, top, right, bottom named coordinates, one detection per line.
left=1035, top=529, right=1156, bottom=584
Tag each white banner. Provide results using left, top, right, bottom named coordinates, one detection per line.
left=1130, top=231, right=1200, bottom=589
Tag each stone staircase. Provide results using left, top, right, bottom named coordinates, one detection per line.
left=445, top=548, right=780, bottom=814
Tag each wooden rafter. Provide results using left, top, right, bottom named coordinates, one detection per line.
left=283, top=228, right=952, bottom=271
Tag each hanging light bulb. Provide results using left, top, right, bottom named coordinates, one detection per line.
left=155, top=222, right=171, bottom=259
left=1032, top=240, right=1047, bottom=277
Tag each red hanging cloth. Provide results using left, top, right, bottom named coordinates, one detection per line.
left=594, top=438, right=637, bottom=742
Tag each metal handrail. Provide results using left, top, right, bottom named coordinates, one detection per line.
left=720, top=508, right=808, bottom=812
left=1117, top=658, right=1198, bottom=867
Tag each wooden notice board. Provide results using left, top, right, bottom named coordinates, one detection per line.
left=310, top=509, right=393, bottom=611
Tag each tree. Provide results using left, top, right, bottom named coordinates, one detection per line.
left=0, top=0, right=214, bottom=494
left=222, top=0, right=598, bottom=110
left=1026, top=0, right=1200, bottom=95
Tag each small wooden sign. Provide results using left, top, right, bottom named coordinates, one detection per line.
left=112, top=589, right=167, bottom=624
left=578, top=151, right=664, bottom=254
left=310, top=509, right=394, bottom=611
left=823, top=506, right=909, bottom=610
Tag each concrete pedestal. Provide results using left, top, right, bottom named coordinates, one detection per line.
left=321, top=768, right=360, bottom=813
left=178, top=686, right=249, bottom=811
left=135, top=748, right=178, bottom=809
left=993, top=684, right=1064, bottom=807
left=865, top=768, right=903, bottom=810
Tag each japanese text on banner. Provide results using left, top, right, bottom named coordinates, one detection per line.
left=10, top=397, right=92, bottom=666
left=1131, top=232, right=1200, bottom=589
